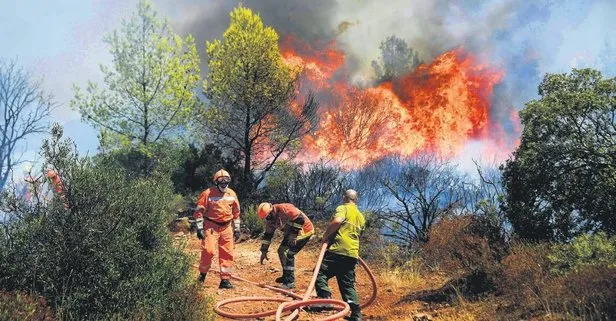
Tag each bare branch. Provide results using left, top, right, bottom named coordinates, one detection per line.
left=0, top=59, right=52, bottom=190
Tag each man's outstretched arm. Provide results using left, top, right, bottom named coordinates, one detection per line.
left=321, top=216, right=344, bottom=244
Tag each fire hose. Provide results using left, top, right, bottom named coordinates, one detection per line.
left=206, top=242, right=377, bottom=320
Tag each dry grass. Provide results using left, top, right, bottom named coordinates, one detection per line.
left=378, top=257, right=426, bottom=291
left=436, top=308, right=478, bottom=321
left=0, top=291, right=54, bottom=321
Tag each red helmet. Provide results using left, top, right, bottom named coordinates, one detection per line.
left=213, top=169, right=231, bottom=183
left=257, top=203, right=273, bottom=219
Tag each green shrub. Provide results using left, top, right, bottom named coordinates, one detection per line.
left=0, top=125, right=213, bottom=321
left=242, top=204, right=264, bottom=237
left=170, top=143, right=243, bottom=197
left=103, top=282, right=216, bottom=321
left=548, top=232, right=616, bottom=276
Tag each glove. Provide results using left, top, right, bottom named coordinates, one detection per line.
left=233, top=218, right=241, bottom=242
left=195, top=217, right=204, bottom=240
left=196, top=228, right=204, bottom=240
left=260, top=251, right=269, bottom=265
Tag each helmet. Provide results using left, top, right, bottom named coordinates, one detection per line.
left=257, top=203, right=273, bottom=219
left=213, top=169, right=231, bottom=183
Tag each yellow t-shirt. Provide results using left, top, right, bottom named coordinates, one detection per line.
left=328, top=203, right=365, bottom=259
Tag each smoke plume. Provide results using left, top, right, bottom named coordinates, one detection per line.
left=154, top=0, right=616, bottom=167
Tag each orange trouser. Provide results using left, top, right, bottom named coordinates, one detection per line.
left=199, top=219, right=234, bottom=280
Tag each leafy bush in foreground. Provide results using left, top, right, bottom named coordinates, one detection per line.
left=0, top=125, right=213, bottom=320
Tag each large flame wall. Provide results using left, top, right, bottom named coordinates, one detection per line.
left=281, top=36, right=517, bottom=168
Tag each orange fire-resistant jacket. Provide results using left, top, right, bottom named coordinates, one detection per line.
left=194, top=187, right=240, bottom=224
left=265, top=203, right=314, bottom=239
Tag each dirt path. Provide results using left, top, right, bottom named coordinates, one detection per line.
left=184, top=233, right=425, bottom=321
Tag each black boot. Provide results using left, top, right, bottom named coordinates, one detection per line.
left=198, top=273, right=206, bottom=283
left=219, top=279, right=234, bottom=289
left=306, top=294, right=333, bottom=312
left=279, top=272, right=295, bottom=289
left=344, top=303, right=361, bottom=320
left=275, top=276, right=285, bottom=283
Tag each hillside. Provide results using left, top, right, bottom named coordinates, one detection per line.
left=183, top=232, right=476, bottom=321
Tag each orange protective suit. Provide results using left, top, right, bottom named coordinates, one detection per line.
left=194, top=187, right=240, bottom=280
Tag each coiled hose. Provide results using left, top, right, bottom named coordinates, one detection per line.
left=208, top=242, right=377, bottom=320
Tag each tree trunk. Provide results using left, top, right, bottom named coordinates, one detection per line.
left=243, top=104, right=253, bottom=199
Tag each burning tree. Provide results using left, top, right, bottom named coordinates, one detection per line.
left=204, top=5, right=318, bottom=198
left=329, top=87, right=393, bottom=154
left=371, top=35, right=421, bottom=83
left=283, top=35, right=506, bottom=169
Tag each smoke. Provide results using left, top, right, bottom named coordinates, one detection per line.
left=158, top=0, right=615, bottom=83
left=154, top=0, right=616, bottom=164
left=153, top=0, right=338, bottom=76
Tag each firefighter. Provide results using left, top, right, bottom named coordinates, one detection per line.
left=46, top=169, right=64, bottom=194
left=193, top=169, right=241, bottom=289
left=313, top=189, right=365, bottom=321
left=46, top=169, right=68, bottom=208
left=257, top=202, right=314, bottom=289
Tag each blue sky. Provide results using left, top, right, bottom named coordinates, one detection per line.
left=1, top=0, right=614, bottom=173
left=0, top=0, right=138, bottom=166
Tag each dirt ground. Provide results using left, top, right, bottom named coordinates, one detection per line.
left=183, top=232, right=433, bottom=321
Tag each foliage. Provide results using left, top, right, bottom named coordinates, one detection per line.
left=170, top=143, right=242, bottom=197
left=502, top=68, right=616, bottom=241
left=71, top=0, right=201, bottom=151
left=0, top=59, right=52, bottom=190
left=371, top=35, right=421, bottom=83
left=374, top=243, right=425, bottom=292
left=544, top=266, right=616, bottom=321
left=241, top=204, right=264, bottom=237
left=548, top=232, right=616, bottom=276
left=499, top=242, right=616, bottom=321
left=348, top=159, right=395, bottom=214
left=95, top=141, right=186, bottom=179
left=204, top=5, right=318, bottom=197
left=0, top=125, right=202, bottom=320
left=0, top=291, right=54, bottom=321
left=104, top=282, right=216, bottom=321
left=262, top=160, right=347, bottom=219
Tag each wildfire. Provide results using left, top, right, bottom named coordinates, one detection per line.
left=281, top=36, right=515, bottom=169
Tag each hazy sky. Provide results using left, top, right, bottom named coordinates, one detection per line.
left=1, top=0, right=614, bottom=172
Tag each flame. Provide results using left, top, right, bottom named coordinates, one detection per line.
left=281, top=36, right=345, bottom=85
left=281, top=36, right=518, bottom=169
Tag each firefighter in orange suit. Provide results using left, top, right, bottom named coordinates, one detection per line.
left=257, top=203, right=314, bottom=289
left=46, top=169, right=68, bottom=208
left=193, top=169, right=241, bottom=289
